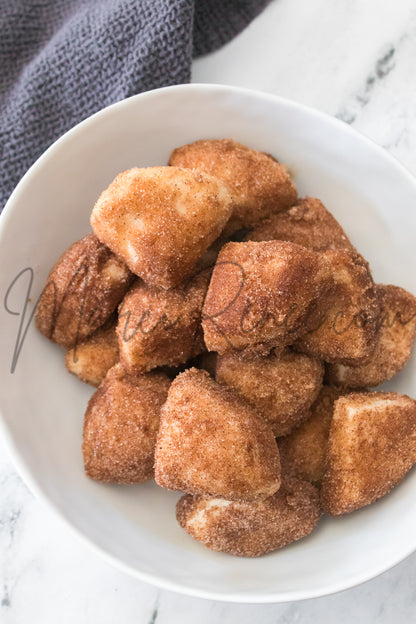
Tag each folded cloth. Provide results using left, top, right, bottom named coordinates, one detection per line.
left=0, top=0, right=271, bottom=212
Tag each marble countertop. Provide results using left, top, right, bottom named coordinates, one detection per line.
left=2, top=0, right=416, bottom=621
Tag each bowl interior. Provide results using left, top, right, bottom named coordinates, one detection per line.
left=1, top=84, right=416, bottom=602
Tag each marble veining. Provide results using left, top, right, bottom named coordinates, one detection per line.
left=336, top=45, right=397, bottom=124
left=2, top=0, right=416, bottom=621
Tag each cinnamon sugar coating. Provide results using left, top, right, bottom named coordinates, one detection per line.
left=245, top=197, right=355, bottom=252
left=202, top=240, right=334, bottom=356
left=82, top=364, right=170, bottom=483
left=66, top=320, right=119, bottom=387
left=35, top=233, right=132, bottom=349
left=327, top=284, right=416, bottom=388
left=295, top=250, right=380, bottom=364
left=169, top=139, right=297, bottom=232
left=216, top=349, right=324, bottom=437
left=321, top=391, right=416, bottom=515
left=117, top=271, right=209, bottom=374
left=279, top=386, right=343, bottom=484
left=90, top=166, right=233, bottom=289
left=155, top=368, right=281, bottom=502
left=176, top=476, right=321, bottom=557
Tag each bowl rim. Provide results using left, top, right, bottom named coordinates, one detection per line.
left=1, top=82, right=416, bottom=603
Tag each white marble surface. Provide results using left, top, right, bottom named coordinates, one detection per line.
left=2, top=0, right=416, bottom=620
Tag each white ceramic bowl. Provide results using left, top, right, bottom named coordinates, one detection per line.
left=1, top=84, right=416, bottom=603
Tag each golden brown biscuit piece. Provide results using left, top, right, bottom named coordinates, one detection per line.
left=327, top=284, right=416, bottom=388
left=155, top=368, right=281, bottom=502
left=169, top=138, right=297, bottom=232
left=216, top=349, right=324, bottom=436
left=202, top=240, right=334, bottom=356
left=295, top=250, right=379, bottom=364
left=245, top=197, right=355, bottom=252
left=90, top=166, right=233, bottom=289
left=321, top=391, right=416, bottom=515
left=82, top=364, right=170, bottom=483
left=176, top=476, right=321, bottom=557
left=65, top=322, right=119, bottom=386
left=279, top=386, right=343, bottom=484
left=117, top=272, right=209, bottom=374
left=35, top=233, right=132, bottom=349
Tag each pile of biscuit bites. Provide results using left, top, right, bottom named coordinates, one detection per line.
left=36, top=139, right=416, bottom=557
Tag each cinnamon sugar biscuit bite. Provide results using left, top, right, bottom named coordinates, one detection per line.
left=176, top=476, right=321, bottom=557
left=90, top=167, right=233, bottom=289
left=202, top=240, right=334, bottom=356
left=327, top=284, right=416, bottom=388
left=216, top=349, right=324, bottom=436
left=245, top=197, right=355, bottom=252
left=83, top=364, right=170, bottom=483
left=155, top=368, right=281, bottom=502
left=35, top=233, right=132, bottom=349
left=321, top=391, right=416, bottom=516
left=66, top=320, right=119, bottom=387
left=117, top=272, right=209, bottom=374
left=169, top=139, right=297, bottom=232
left=295, top=250, right=379, bottom=365
left=279, top=386, right=343, bottom=484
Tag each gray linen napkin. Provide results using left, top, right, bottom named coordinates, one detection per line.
left=0, top=0, right=271, bottom=211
